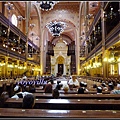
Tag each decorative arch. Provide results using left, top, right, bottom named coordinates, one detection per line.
left=51, top=34, right=72, bottom=45
left=56, top=56, right=65, bottom=64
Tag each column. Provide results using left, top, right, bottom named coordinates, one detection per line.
left=55, top=64, right=58, bottom=76
left=25, top=2, right=31, bottom=60
left=17, top=60, right=19, bottom=77
left=5, top=56, right=8, bottom=78
left=101, top=3, right=107, bottom=80
left=63, top=64, right=66, bottom=75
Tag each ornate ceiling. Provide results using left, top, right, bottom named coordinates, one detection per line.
left=13, top=1, right=100, bottom=45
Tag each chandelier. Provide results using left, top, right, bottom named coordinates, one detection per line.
left=5, top=2, right=14, bottom=12
left=36, top=1, right=59, bottom=11
left=46, top=21, right=66, bottom=37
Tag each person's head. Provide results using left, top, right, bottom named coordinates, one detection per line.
left=84, top=82, right=87, bottom=88
left=63, top=84, right=69, bottom=92
left=78, top=87, right=84, bottom=94
left=57, top=81, right=61, bottom=85
left=108, top=83, right=114, bottom=91
left=14, top=85, right=22, bottom=94
left=97, top=86, right=102, bottom=94
left=117, top=84, right=120, bottom=90
left=52, top=89, right=59, bottom=99
left=72, top=75, right=76, bottom=81
left=22, top=94, right=35, bottom=109
left=101, top=83, right=106, bottom=87
left=80, top=81, right=84, bottom=87
left=44, top=84, right=52, bottom=93
left=93, top=84, right=97, bottom=88
left=0, top=91, right=9, bottom=103
left=24, top=85, right=30, bottom=92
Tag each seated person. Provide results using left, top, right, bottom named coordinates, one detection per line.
left=56, top=81, right=62, bottom=90
left=22, top=94, right=35, bottom=109
left=78, top=81, right=85, bottom=94
left=110, top=83, right=120, bottom=94
left=78, top=87, right=85, bottom=94
left=29, top=84, right=36, bottom=93
left=44, top=83, right=52, bottom=93
left=108, top=83, right=114, bottom=93
left=68, top=75, right=79, bottom=88
left=24, top=85, right=30, bottom=92
left=52, top=88, right=59, bottom=99
left=80, top=81, right=85, bottom=88
left=93, top=84, right=97, bottom=88
left=0, top=91, right=9, bottom=107
left=62, top=83, right=69, bottom=93
left=101, top=82, right=108, bottom=91
left=83, top=82, right=89, bottom=91
left=96, top=86, right=102, bottom=94
left=22, top=75, right=27, bottom=81
left=11, top=85, right=32, bottom=99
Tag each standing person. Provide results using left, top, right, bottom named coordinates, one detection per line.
left=22, top=94, right=35, bottom=109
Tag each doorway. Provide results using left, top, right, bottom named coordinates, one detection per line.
left=58, top=64, right=64, bottom=75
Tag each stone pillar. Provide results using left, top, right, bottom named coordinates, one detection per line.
left=63, top=64, right=66, bottom=75
left=101, top=3, right=108, bottom=80
left=55, top=64, right=58, bottom=76
left=25, top=2, right=31, bottom=60
left=5, top=56, right=8, bottom=77
left=17, top=60, right=19, bottom=77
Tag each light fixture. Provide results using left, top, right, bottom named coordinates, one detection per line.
left=90, top=2, right=98, bottom=7
left=36, top=1, right=59, bottom=11
left=29, top=23, right=36, bottom=58
left=36, top=36, right=40, bottom=40
left=103, top=5, right=117, bottom=19
left=46, top=21, right=66, bottom=37
left=30, top=23, right=35, bottom=30
left=5, top=2, right=14, bottom=13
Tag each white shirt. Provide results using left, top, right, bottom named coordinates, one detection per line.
left=68, top=79, right=79, bottom=87
left=22, top=76, right=27, bottom=80
left=11, top=92, right=33, bottom=99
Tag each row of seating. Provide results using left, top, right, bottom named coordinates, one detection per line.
left=32, top=93, right=120, bottom=99
left=35, top=89, right=110, bottom=94
left=4, top=98, right=120, bottom=110
left=0, top=108, right=120, bottom=118
left=0, top=76, right=120, bottom=118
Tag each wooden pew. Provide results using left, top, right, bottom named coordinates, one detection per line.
left=33, top=93, right=120, bottom=99
left=35, top=89, right=110, bottom=94
left=35, top=86, right=44, bottom=90
left=0, top=108, right=120, bottom=118
left=4, top=98, right=120, bottom=110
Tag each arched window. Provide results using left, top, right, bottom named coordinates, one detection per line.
left=11, top=14, right=17, bottom=27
